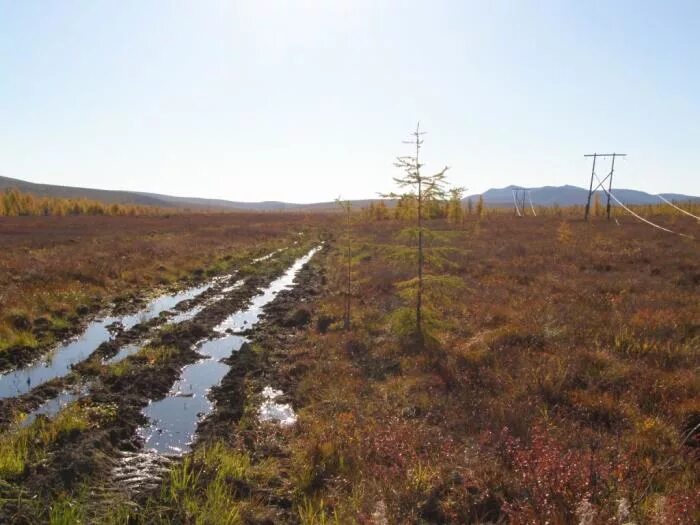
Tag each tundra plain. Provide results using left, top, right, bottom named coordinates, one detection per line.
left=0, top=210, right=698, bottom=524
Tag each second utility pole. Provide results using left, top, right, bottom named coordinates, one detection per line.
left=583, top=152, right=627, bottom=221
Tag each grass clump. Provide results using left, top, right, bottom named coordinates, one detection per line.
left=49, top=497, right=85, bottom=525
left=0, top=329, right=38, bottom=353
left=140, top=344, right=176, bottom=365
left=153, top=454, right=242, bottom=525
left=0, top=401, right=116, bottom=479
left=137, top=441, right=286, bottom=524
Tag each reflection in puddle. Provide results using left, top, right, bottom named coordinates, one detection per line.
left=103, top=343, right=143, bottom=365
left=259, top=386, right=297, bottom=426
left=20, top=386, right=87, bottom=427
left=118, top=283, right=213, bottom=331
left=0, top=283, right=214, bottom=399
left=220, top=280, right=243, bottom=294
left=216, top=247, right=320, bottom=334
left=139, top=336, right=245, bottom=454
left=138, top=246, right=320, bottom=456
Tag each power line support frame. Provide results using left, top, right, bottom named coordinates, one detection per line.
left=583, top=153, right=626, bottom=221
left=512, top=187, right=537, bottom=217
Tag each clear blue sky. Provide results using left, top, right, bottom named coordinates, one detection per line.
left=1, top=1, right=699, bottom=202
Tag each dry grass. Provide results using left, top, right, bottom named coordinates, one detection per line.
left=2, top=209, right=697, bottom=523
left=278, top=212, right=699, bottom=523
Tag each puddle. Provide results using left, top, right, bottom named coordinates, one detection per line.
left=103, top=342, right=144, bottom=365
left=220, top=279, right=243, bottom=294
left=105, top=280, right=242, bottom=366
left=19, top=386, right=87, bottom=427
left=138, top=335, right=246, bottom=454
left=259, top=386, right=297, bottom=426
left=216, top=246, right=321, bottom=334
left=252, top=248, right=285, bottom=264
left=111, top=450, right=173, bottom=494
left=138, top=246, right=320, bottom=456
left=165, top=278, right=242, bottom=326
left=0, top=282, right=214, bottom=399
left=118, top=283, right=213, bottom=330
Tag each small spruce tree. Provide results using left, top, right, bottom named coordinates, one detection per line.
left=477, top=195, right=484, bottom=219
left=384, top=123, right=463, bottom=343
left=335, top=197, right=353, bottom=330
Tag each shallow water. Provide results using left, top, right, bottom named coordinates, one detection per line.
left=20, top=386, right=87, bottom=427
left=138, top=246, right=319, bottom=456
left=103, top=342, right=144, bottom=366
left=105, top=280, right=244, bottom=367
left=259, top=386, right=297, bottom=426
left=118, top=283, right=213, bottom=331
left=138, top=335, right=245, bottom=454
left=251, top=248, right=285, bottom=264
left=216, top=247, right=320, bottom=334
left=0, top=282, right=213, bottom=399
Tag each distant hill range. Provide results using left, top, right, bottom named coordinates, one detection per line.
left=0, top=175, right=347, bottom=211
left=1, top=175, right=697, bottom=212
left=468, top=184, right=698, bottom=207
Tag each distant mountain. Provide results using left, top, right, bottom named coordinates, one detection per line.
left=466, top=184, right=699, bottom=207
left=1, top=176, right=697, bottom=212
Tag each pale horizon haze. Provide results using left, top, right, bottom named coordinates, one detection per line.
left=1, top=1, right=699, bottom=203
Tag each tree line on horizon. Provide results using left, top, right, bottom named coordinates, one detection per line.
left=0, top=188, right=175, bottom=217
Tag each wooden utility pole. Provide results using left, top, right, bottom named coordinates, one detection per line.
left=512, top=188, right=537, bottom=217
left=584, top=153, right=627, bottom=221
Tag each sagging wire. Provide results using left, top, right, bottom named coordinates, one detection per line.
left=528, top=192, right=537, bottom=216
left=512, top=190, right=522, bottom=217
left=593, top=173, right=695, bottom=241
left=656, top=194, right=700, bottom=221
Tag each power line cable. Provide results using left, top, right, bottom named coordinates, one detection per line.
left=593, top=173, right=695, bottom=240
left=512, top=190, right=522, bottom=217
left=528, top=192, right=537, bottom=216
left=655, top=194, right=700, bottom=221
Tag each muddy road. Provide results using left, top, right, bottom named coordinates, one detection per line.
left=0, top=240, right=329, bottom=523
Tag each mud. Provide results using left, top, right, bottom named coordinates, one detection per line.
left=0, top=279, right=211, bottom=375
left=196, top=248, right=325, bottom=444
left=0, top=243, right=323, bottom=521
left=0, top=241, right=331, bottom=525
left=0, top=273, right=242, bottom=426
left=135, top=245, right=321, bottom=458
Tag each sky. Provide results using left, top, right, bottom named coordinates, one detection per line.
left=1, top=1, right=699, bottom=203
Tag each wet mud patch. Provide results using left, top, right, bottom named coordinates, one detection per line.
left=0, top=271, right=252, bottom=428
left=135, top=246, right=322, bottom=457
left=197, top=249, right=326, bottom=445
left=0, top=243, right=326, bottom=523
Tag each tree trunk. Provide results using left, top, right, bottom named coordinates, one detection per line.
left=417, top=176, right=423, bottom=336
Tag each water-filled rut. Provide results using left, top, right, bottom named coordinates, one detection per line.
left=137, top=246, right=320, bottom=456
left=0, top=283, right=214, bottom=399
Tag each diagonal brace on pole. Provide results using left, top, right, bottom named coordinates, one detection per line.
left=584, top=153, right=627, bottom=221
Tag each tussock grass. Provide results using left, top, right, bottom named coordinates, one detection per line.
left=272, top=215, right=699, bottom=523
left=48, top=497, right=84, bottom=525
left=0, top=401, right=116, bottom=479
left=145, top=443, right=278, bottom=525
left=0, top=329, right=38, bottom=353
